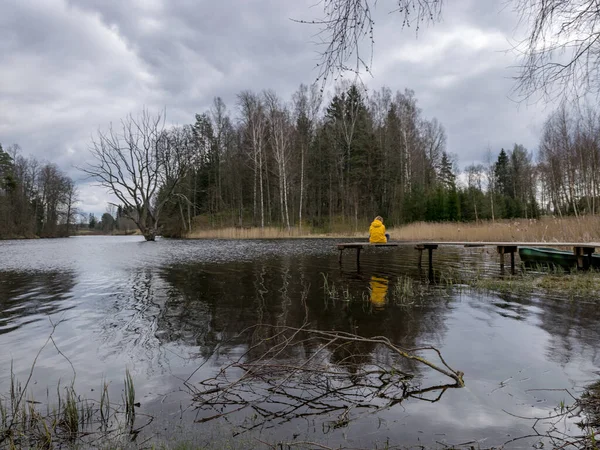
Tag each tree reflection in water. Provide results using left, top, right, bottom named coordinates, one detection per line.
left=151, top=259, right=462, bottom=432
left=0, top=270, right=76, bottom=335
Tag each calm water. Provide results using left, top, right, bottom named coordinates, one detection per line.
left=0, top=236, right=599, bottom=448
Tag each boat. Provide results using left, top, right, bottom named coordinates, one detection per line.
left=518, top=246, right=600, bottom=270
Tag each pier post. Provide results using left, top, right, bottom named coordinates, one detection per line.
left=428, top=247, right=434, bottom=273
left=497, top=246, right=517, bottom=275
left=574, top=246, right=595, bottom=270
left=338, top=248, right=343, bottom=264
left=356, top=247, right=361, bottom=267
left=415, top=245, right=424, bottom=269
left=418, top=244, right=438, bottom=279
left=510, top=251, right=515, bottom=275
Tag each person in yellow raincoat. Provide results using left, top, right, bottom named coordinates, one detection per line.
left=369, top=216, right=390, bottom=243
left=369, top=276, right=389, bottom=309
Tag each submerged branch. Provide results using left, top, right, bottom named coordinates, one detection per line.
left=187, top=323, right=464, bottom=433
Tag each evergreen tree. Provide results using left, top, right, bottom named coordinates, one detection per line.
left=0, top=144, right=16, bottom=191
left=494, top=149, right=510, bottom=197
left=439, top=152, right=456, bottom=190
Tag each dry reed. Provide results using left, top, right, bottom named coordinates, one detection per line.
left=391, top=216, right=600, bottom=243
left=185, top=216, right=600, bottom=242
left=185, top=226, right=367, bottom=240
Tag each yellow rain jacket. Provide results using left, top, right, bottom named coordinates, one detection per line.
left=369, top=219, right=387, bottom=243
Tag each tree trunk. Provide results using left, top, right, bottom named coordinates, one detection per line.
left=259, top=141, right=265, bottom=229
left=299, top=143, right=305, bottom=231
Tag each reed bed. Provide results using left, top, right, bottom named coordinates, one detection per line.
left=391, top=216, right=600, bottom=243
left=186, top=226, right=367, bottom=240
left=185, top=216, right=600, bottom=242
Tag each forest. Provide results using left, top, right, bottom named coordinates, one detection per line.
left=0, top=144, right=78, bottom=239
left=2, top=84, right=599, bottom=240
left=154, top=84, right=599, bottom=237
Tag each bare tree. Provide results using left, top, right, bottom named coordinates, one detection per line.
left=484, top=147, right=496, bottom=222
left=82, top=110, right=189, bottom=241
left=538, top=102, right=600, bottom=215
left=62, top=179, right=79, bottom=235
left=238, top=91, right=267, bottom=228
left=264, top=90, right=293, bottom=230
left=293, top=84, right=322, bottom=231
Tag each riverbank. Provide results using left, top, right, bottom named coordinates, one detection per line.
left=185, top=216, right=600, bottom=241
left=75, top=229, right=141, bottom=236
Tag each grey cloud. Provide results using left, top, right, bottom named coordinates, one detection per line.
left=1, top=0, right=556, bottom=214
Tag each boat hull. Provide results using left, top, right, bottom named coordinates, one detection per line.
left=518, top=247, right=600, bottom=270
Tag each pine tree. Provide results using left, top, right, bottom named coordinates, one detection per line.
left=494, top=149, right=511, bottom=198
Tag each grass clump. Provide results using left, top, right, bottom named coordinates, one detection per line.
left=391, top=275, right=426, bottom=307
left=464, top=270, right=600, bottom=300
left=0, top=367, right=143, bottom=449
left=579, top=380, right=600, bottom=429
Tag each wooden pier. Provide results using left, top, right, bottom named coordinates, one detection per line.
left=337, top=241, right=599, bottom=274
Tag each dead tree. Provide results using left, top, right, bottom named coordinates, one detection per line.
left=82, top=110, right=189, bottom=241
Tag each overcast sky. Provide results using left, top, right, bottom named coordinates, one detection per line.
left=0, top=0, right=558, bottom=215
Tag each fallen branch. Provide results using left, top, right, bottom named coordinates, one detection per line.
left=187, top=323, right=464, bottom=433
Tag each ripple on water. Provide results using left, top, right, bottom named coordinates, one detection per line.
left=0, top=236, right=599, bottom=448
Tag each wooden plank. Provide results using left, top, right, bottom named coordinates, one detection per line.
left=496, top=245, right=518, bottom=253
left=337, top=241, right=598, bottom=251
left=414, top=241, right=599, bottom=248
left=339, top=241, right=598, bottom=248
left=337, top=242, right=399, bottom=249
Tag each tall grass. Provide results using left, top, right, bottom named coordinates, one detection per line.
left=123, top=368, right=136, bottom=429
left=392, top=216, right=600, bottom=243
left=185, top=216, right=600, bottom=242
left=186, top=226, right=367, bottom=239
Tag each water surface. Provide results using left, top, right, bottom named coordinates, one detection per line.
left=0, top=236, right=598, bottom=448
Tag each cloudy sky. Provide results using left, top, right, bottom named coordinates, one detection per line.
left=0, top=0, right=558, bottom=215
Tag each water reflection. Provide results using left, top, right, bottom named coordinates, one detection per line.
left=369, top=276, right=389, bottom=309
left=0, top=238, right=599, bottom=448
left=466, top=289, right=600, bottom=367
left=0, top=270, right=75, bottom=334
left=156, top=258, right=454, bottom=385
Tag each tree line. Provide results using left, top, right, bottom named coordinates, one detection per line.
left=0, top=144, right=78, bottom=239
left=3, top=85, right=597, bottom=241
left=83, top=83, right=599, bottom=241
left=157, top=83, right=546, bottom=236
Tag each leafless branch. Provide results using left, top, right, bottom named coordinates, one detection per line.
left=511, top=0, right=600, bottom=102
left=294, top=0, right=443, bottom=87
left=187, top=322, right=463, bottom=433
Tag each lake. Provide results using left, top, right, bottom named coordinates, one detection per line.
left=0, top=236, right=599, bottom=449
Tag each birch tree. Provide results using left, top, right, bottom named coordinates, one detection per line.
left=238, top=91, right=267, bottom=228
left=264, top=90, right=292, bottom=230
left=293, top=84, right=322, bottom=231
